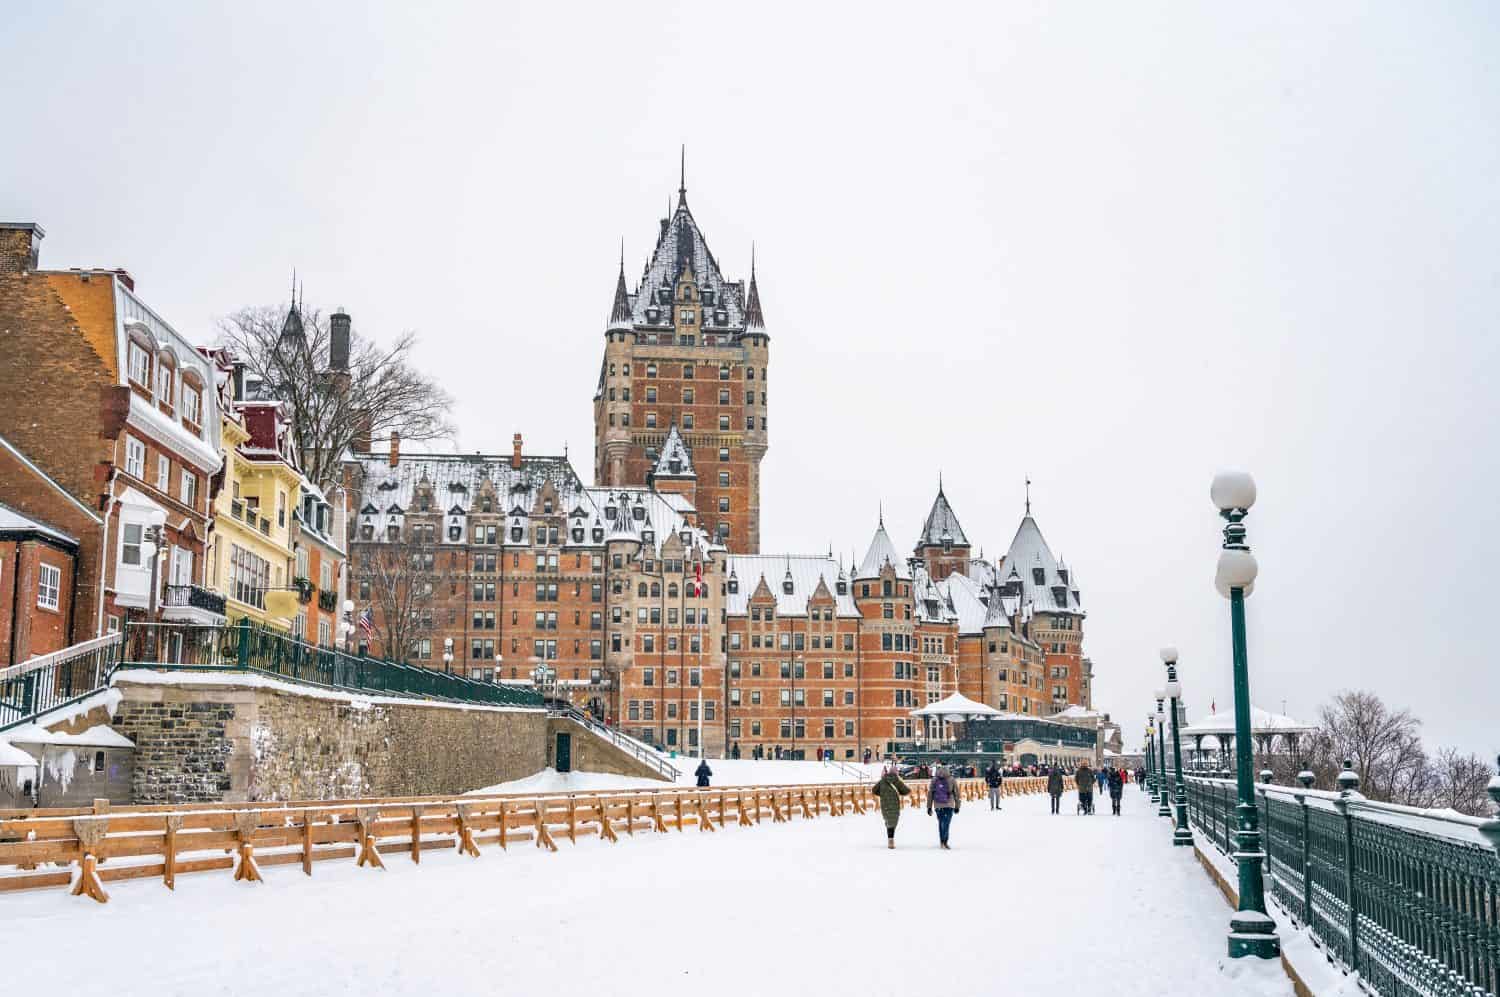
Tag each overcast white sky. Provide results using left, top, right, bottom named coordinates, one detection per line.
left=4, top=3, right=1497, bottom=756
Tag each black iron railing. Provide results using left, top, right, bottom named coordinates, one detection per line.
left=163, top=584, right=227, bottom=615
left=0, top=633, right=124, bottom=732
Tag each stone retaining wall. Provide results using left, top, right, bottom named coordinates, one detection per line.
left=109, top=676, right=547, bottom=804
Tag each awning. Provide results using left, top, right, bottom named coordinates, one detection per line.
left=910, top=692, right=1003, bottom=720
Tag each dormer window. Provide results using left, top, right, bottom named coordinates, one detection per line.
left=592, top=525, right=604, bottom=542
left=836, top=579, right=848, bottom=596
left=715, top=310, right=727, bottom=324
left=782, top=576, right=794, bottom=595
left=127, top=340, right=151, bottom=387
left=154, top=362, right=174, bottom=409
left=449, top=525, right=461, bottom=541
left=632, top=506, right=645, bottom=522
left=511, top=525, right=523, bottom=542
left=642, top=528, right=654, bottom=544
left=702, top=289, right=715, bottom=306
left=646, top=308, right=659, bottom=322
left=605, top=505, right=617, bottom=521
left=571, top=527, right=583, bottom=542
left=481, top=498, right=492, bottom=513
left=728, top=575, right=739, bottom=594
left=658, top=288, right=671, bottom=305
left=1058, top=568, right=1069, bottom=585
left=1032, top=568, right=1045, bottom=585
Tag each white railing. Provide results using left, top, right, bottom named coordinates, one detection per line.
left=0, top=632, right=122, bottom=683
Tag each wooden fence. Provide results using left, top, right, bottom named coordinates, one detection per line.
left=0, top=776, right=1052, bottom=904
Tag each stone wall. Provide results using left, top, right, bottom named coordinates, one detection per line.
left=110, top=676, right=547, bottom=804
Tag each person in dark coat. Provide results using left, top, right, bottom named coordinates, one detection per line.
left=694, top=760, right=712, bottom=787
left=1107, top=766, right=1125, bottom=815
left=927, top=764, right=961, bottom=849
left=984, top=762, right=1004, bottom=811
left=1046, top=765, right=1064, bottom=814
left=871, top=761, right=910, bottom=849
left=730, top=742, right=741, bottom=760
left=1075, top=762, right=1095, bottom=815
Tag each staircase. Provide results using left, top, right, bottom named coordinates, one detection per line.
left=549, top=704, right=680, bottom=782
left=0, top=632, right=124, bottom=732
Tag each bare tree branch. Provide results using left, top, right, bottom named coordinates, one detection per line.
left=217, top=304, right=454, bottom=489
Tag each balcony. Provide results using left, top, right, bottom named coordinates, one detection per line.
left=317, top=589, right=338, bottom=613
left=161, top=584, right=228, bottom=625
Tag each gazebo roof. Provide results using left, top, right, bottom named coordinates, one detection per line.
left=1181, top=706, right=1317, bottom=738
left=910, top=693, right=1002, bottom=720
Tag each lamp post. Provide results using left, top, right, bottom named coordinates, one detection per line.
left=342, top=599, right=355, bottom=654
left=1161, top=647, right=1194, bottom=847
left=140, top=525, right=164, bottom=662
left=442, top=636, right=454, bottom=675
left=1155, top=694, right=1171, bottom=818
left=1145, top=720, right=1156, bottom=799
left=1212, top=469, right=1279, bottom=959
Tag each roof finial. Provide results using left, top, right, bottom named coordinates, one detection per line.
left=619, top=237, right=625, bottom=275
left=938, top=469, right=944, bottom=495
left=1025, top=475, right=1032, bottom=516
left=751, top=241, right=756, bottom=279
left=679, top=144, right=686, bottom=199
left=290, top=267, right=297, bottom=308
left=878, top=502, right=884, bottom=528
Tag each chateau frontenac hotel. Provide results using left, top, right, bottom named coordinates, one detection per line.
left=345, top=176, right=1091, bottom=760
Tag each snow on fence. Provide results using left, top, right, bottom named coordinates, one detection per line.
left=1186, top=774, right=1500, bottom=997
left=0, top=776, right=1051, bottom=904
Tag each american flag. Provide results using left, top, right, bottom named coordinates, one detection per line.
left=357, top=608, right=374, bottom=636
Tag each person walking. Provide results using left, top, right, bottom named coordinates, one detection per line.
left=927, top=763, right=961, bottom=849
left=1074, top=761, right=1095, bottom=815
left=1107, top=765, right=1125, bottom=816
left=1046, top=765, right=1064, bottom=814
left=694, top=759, right=713, bottom=787
left=871, top=760, right=910, bottom=849
left=984, top=761, right=1004, bottom=811
left=1096, top=766, right=1108, bottom=796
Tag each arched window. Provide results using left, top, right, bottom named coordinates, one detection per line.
left=154, top=351, right=177, bottom=410
left=650, top=582, right=661, bottom=598
left=637, top=583, right=647, bottom=597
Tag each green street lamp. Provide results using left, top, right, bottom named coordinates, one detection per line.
left=1161, top=647, right=1194, bottom=847
left=1212, top=469, right=1280, bottom=960
left=1145, top=718, right=1158, bottom=800
left=1154, top=694, right=1171, bottom=818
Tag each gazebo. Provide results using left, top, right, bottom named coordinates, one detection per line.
left=909, top=693, right=1002, bottom=747
left=1180, top=706, right=1318, bottom=771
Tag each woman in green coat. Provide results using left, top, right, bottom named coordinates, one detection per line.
left=871, top=760, right=910, bottom=849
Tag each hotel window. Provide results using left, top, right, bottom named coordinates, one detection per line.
left=180, top=469, right=196, bottom=509
left=683, top=388, right=694, bottom=404
left=719, top=415, right=730, bottom=431
left=121, top=523, right=143, bottom=566
left=682, top=364, right=694, bottom=379
left=181, top=385, right=201, bottom=425
left=155, top=455, right=170, bottom=490
left=646, top=412, right=657, bottom=429
left=718, top=389, right=730, bottom=405
left=682, top=414, right=694, bottom=430
left=718, top=471, right=730, bottom=487
left=36, top=563, right=61, bottom=610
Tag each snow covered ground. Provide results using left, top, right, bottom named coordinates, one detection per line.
left=471, top=758, right=884, bottom=795
left=4, top=784, right=1296, bottom=996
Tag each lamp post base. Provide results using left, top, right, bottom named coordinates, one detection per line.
left=1227, top=911, right=1280, bottom=959
left=1156, top=799, right=1171, bottom=818
left=1172, top=827, right=1195, bottom=847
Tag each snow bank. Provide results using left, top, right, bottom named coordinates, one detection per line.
left=468, top=768, right=663, bottom=795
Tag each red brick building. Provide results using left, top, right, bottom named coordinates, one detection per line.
left=593, top=179, right=769, bottom=553
left=0, top=222, right=225, bottom=644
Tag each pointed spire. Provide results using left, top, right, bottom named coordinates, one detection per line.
left=679, top=145, right=686, bottom=197
left=280, top=270, right=305, bottom=341
left=609, top=240, right=632, bottom=327
left=1025, top=475, right=1032, bottom=516
left=744, top=242, right=765, bottom=330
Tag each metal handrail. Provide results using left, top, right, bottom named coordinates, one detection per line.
left=1185, top=774, right=1500, bottom=996
left=0, top=632, right=124, bottom=732
left=550, top=704, right=680, bottom=781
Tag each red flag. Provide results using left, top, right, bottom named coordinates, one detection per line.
left=694, top=561, right=703, bottom=597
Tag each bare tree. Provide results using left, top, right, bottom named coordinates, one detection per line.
left=1430, top=747, right=1495, bottom=817
left=218, top=304, right=454, bottom=489
left=1310, top=690, right=1429, bottom=803
left=356, top=536, right=439, bottom=664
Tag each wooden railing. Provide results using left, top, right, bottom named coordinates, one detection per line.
left=0, top=776, right=1051, bottom=904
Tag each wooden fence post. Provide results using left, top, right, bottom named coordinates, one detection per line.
left=71, top=817, right=109, bottom=904
left=233, top=811, right=263, bottom=883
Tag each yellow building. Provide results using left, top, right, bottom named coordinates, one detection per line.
left=205, top=356, right=301, bottom=631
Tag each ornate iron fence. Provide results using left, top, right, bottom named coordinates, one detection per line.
left=0, top=633, right=124, bottom=732
left=118, top=621, right=545, bottom=709
left=1186, top=774, right=1500, bottom=996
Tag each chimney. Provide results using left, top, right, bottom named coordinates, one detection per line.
left=0, top=223, right=44, bottom=274
left=231, top=361, right=246, bottom=402
left=112, top=268, right=134, bottom=291
left=389, top=430, right=401, bottom=468
left=511, top=433, right=523, bottom=470
left=352, top=409, right=373, bottom=453
left=329, top=309, right=351, bottom=371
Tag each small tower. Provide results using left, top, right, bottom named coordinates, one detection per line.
left=915, top=478, right=972, bottom=581
left=652, top=424, right=697, bottom=510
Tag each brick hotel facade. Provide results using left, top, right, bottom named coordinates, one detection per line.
left=344, top=173, right=1090, bottom=758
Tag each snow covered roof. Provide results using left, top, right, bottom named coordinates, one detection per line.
left=652, top=425, right=695, bottom=478
left=4, top=723, right=134, bottom=748
left=856, top=519, right=909, bottom=580
left=997, top=515, right=1083, bottom=616
left=725, top=554, right=857, bottom=617
left=939, top=572, right=992, bottom=634
left=0, top=502, right=78, bottom=547
left=625, top=196, right=750, bottom=331
left=1181, top=707, right=1318, bottom=738
left=918, top=484, right=969, bottom=548
left=911, top=693, right=1002, bottom=719
left=0, top=740, right=37, bottom=768
left=1052, top=705, right=1103, bottom=720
